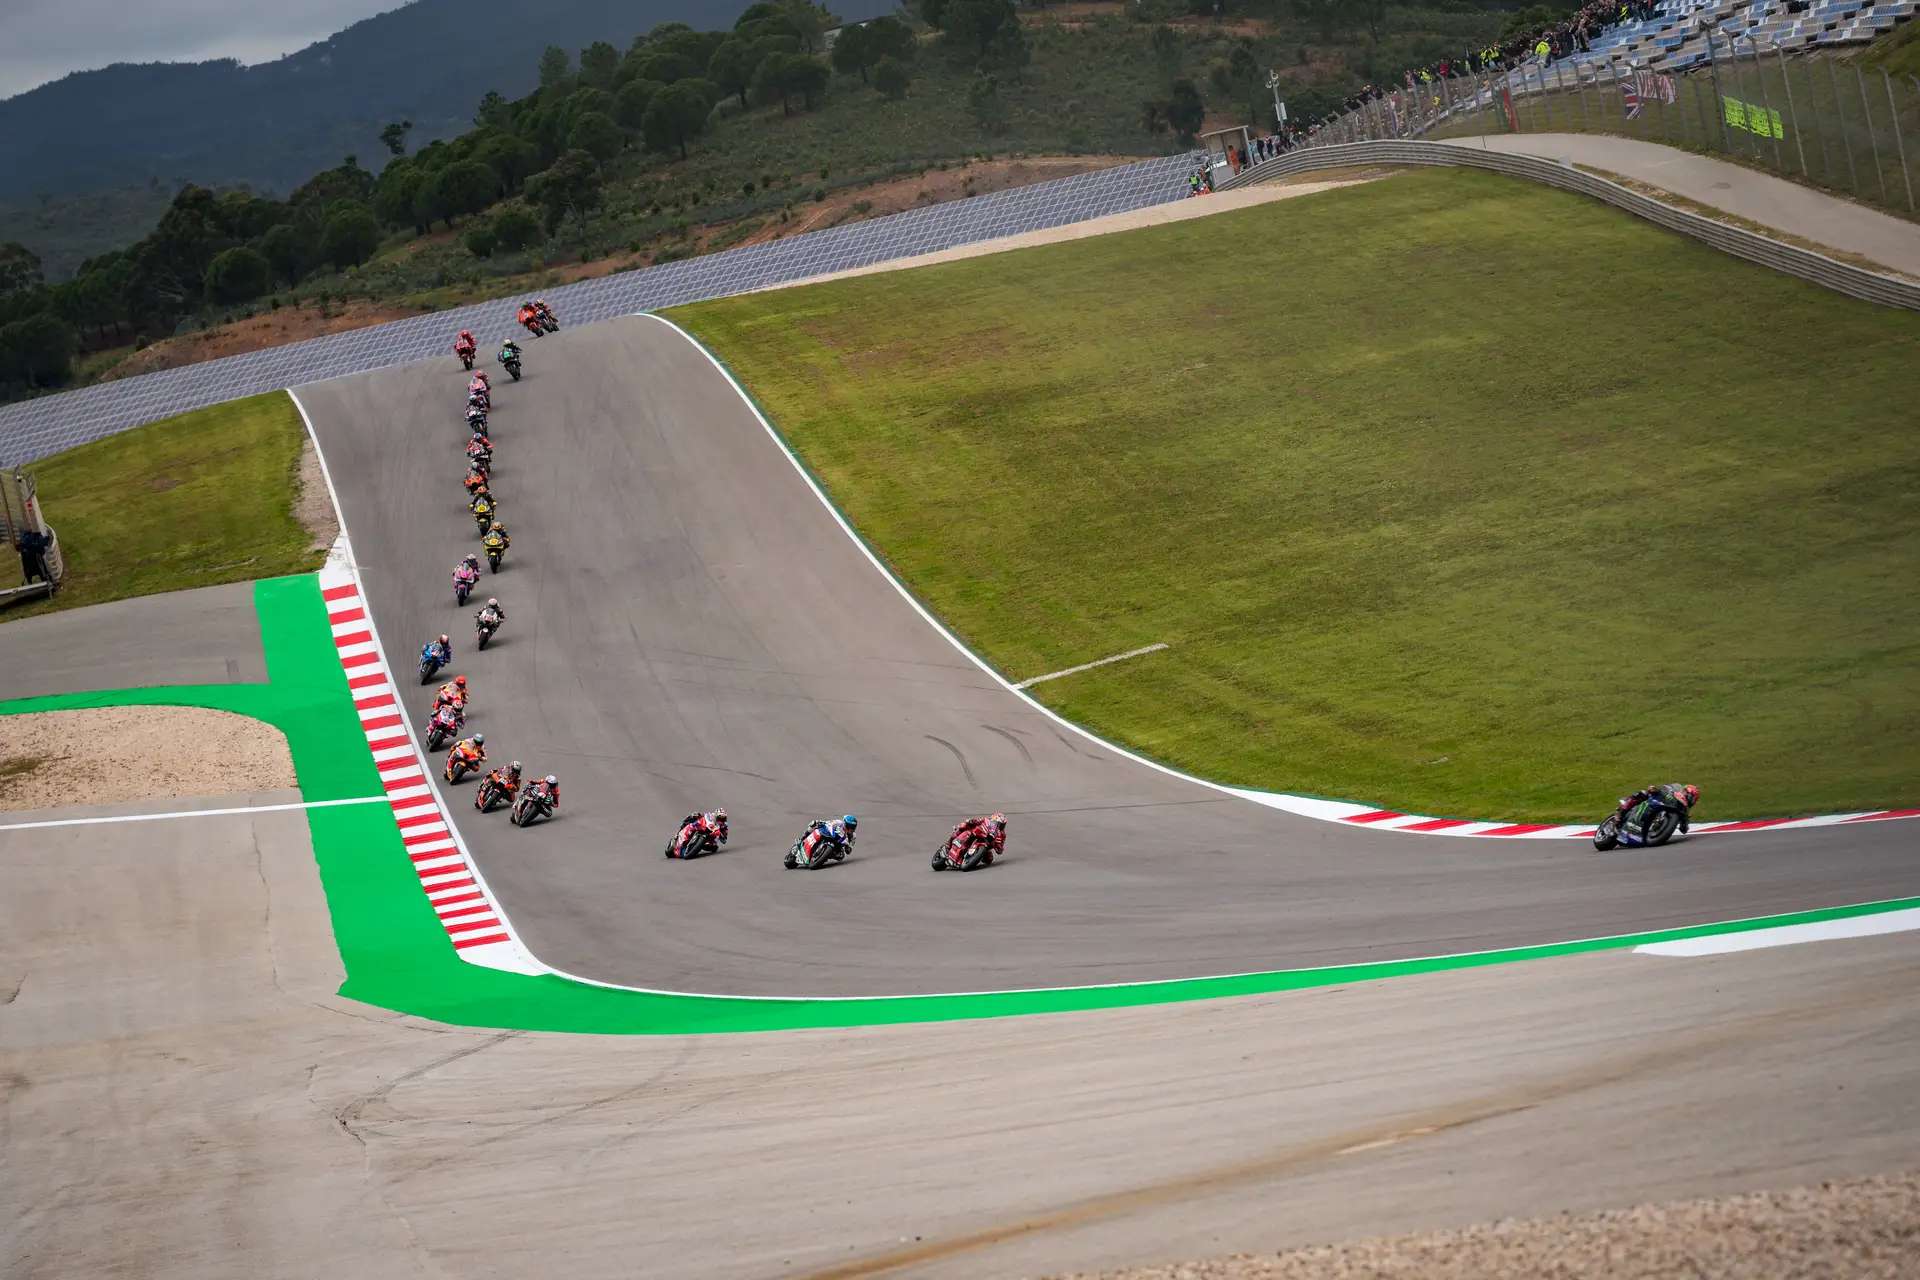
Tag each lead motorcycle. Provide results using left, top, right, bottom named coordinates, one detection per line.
left=1592, top=799, right=1685, bottom=850
left=511, top=783, right=557, bottom=827
left=931, top=828, right=996, bottom=872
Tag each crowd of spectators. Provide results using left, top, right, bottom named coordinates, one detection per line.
left=1206, top=0, right=1670, bottom=168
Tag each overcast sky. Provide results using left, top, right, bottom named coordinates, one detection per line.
left=0, top=0, right=401, bottom=99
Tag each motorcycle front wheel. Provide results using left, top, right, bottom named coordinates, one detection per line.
left=1592, top=815, right=1620, bottom=851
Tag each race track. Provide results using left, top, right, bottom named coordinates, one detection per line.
left=294, top=316, right=1915, bottom=998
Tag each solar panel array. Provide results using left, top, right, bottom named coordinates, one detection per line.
left=0, top=152, right=1198, bottom=467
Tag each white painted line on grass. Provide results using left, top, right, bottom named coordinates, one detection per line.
left=0, top=795, right=389, bottom=832
left=1635, top=907, right=1920, bottom=957
left=1014, top=643, right=1170, bottom=689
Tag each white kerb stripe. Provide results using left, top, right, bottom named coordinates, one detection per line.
left=1014, top=643, right=1171, bottom=690
left=1636, top=907, right=1920, bottom=956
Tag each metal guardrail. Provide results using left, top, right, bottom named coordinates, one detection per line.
left=0, top=152, right=1202, bottom=469
left=1219, top=139, right=1920, bottom=311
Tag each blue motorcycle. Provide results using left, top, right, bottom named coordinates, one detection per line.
left=1592, top=799, right=1684, bottom=850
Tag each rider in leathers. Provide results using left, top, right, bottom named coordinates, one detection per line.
left=668, top=808, right=729, bottom=858
left=940, top=812, right=1006, bottom=867
left=1614, top=783, right=1699, bottom=834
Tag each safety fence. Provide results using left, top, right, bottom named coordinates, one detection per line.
left=1281, top=49, right=1919, bottom=219
left=0, top=152, right=1200, bottom=469
left=1219, top=139, right=1920, bottom=310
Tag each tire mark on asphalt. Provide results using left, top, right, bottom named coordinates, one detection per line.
left=925, top=735, right=977, bottom=789
left=982, top=724, right=1036, bottom=770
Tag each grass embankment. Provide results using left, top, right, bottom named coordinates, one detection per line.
left=3, top=390, right=324, bottom=621
left=675, top=166, right=1920, bottom=823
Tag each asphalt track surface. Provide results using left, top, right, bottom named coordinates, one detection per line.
left=0, top=581, right=266, bottom=702
left=296, top=316, right=1916, bottom=998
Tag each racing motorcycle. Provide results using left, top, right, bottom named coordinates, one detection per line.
left=424, top=702, right=464, bottom=752
left=444, top=748, right=484, bottom=785
left=474, top=772, right=516, bottom=813
left=418, top=644, right=448, bottom=684
left=475, top=609, right=502, bottom=650
left=931, top=829, right=996, bottom=872
left=666, top=818, right=722, bottom=859
left=453, top=563, right=479, bottom=605
left=483, top=535, right=507, bottom=573
left=534, top=305, right=559, bottom=334
left=512, top=785, right=556, bottom=827
left=1592, top=799, right=1685, bottom=851
left=455, top=341, right=476, bottom=371
left=499, top=349, right=522, bottom=381
left=784, top=822, right=852, bottom=870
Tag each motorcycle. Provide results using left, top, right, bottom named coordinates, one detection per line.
left=500, top=351, right=522, bottom=381
left=535, top=307, right=559, bottom=335
left=667, top=822, right=719, bottom=859
left=468, top=388, right=490, bottom=411
left=419, top=652, right=444, bottom=684
left=1592, top=800, right=1684, bottom=851
left=931, top=830, right=996, bottom=872
left=475, top=774, right=515, bottom=813
left=456, top=343, right=476, bottom=371
left=512, top=787, right=556, bottom=827
left=453, top=565, right=479, bottom=605
left=445, top=749, right=484, bottom=785
left=424, top=703, right=463, bottom=752
left=784, top=824, right=851, bottom=870
left=475, top=611, right=502, bottom=650
left=472, top=502, right=496, bottom=536
left=484, top=539, right=506, bottom=573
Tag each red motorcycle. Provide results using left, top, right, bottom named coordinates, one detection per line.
left=666, top=812, right=728, bottom=859
left=931, top=819, right=1004, bottom=872
left=424, top=702, right=464, bottom=752
left=454, top=337, right=477, bottom=371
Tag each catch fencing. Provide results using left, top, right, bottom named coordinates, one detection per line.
left=0, top=152, right=1200, bottom=468
left=1218, top=139, right=1920, bottom=311
left=1277, top=48, right=1919, bottom=219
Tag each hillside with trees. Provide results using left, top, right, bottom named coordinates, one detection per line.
left=2, top=0, right=1520, bottom=402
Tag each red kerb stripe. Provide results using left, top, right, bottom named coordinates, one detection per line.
left=1344, top=810, right=1405, bottom=824
left=327, top=606, right=365, bottom=625
left=347, top=673, right=387, bottom=690
left=1481, top=823, right=1556, bottom=836
left=1398, top=818, right=1470, bottom=832
left=340, top=651, right=380, bottom=669
left=361, top=714, right=403, bottom=732
left=354, top=692, right=396, bottom=711
left=394, top=812, right=443, bottom=830
left=1704, top=818, right=1794, bottom=832
left=321, top=583, right=359, bottom=601
left=431, top=890, right=485, bottom=908
left=452, top=933, right=511, bottom=950
left=1844, top=809, right=1920, bottom=823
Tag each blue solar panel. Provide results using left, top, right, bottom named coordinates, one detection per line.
left=0, top=152, right=1198, bottom=467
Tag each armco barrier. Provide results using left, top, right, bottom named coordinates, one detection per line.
left=1219, top=139, right=1920, bottom=312
left=0, top=152, right=1199, bottom=468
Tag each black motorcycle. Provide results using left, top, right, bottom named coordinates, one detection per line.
left=1592, top=799, right=1685, bottom=851
left=512, top=787, right=556, bottom=827
left=500, top=351, right=522, bottom=381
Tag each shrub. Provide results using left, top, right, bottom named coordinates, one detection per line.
left=463, top=224, right=498, bottom=258
left=204, top=246, right=273, bottom=304
left=319, top=202, right=381, bottom=269
left=492, top=205, right=541, bottom=251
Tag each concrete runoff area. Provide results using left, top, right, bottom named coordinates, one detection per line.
left=2, top=787, right=1916, bottom=1278
left=1440, top=133, right=1920, bottom=278
left=0, top=580, right=267, bottom=702
left=293, top=316, right=1915, bottom=998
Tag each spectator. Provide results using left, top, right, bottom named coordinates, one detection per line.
left=16, top=528, right=50, bottom=585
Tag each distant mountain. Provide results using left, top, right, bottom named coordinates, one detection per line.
left=0, top=0, right=893, bottom=205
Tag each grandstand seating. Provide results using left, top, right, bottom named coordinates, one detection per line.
left=1568, top=0, right=1914, bottom=71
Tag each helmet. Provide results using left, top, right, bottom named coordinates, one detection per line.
left=545, top=775, right=557, bottom=786
left=438, top=634, right=449, bottom=645
left=460, top=330, right=472, bottom=340
left=490, top=522, right=503, bottom=532
left=714, top=807, right=727, bottom=821
left=1680, top=784, right=1700, bottom=807
left=471, top=733, right=484, bottom=746
left=463, top=552, right=478, bottom=565
left=841, top=814, right=858, bottom=830
left=454, top=675, right=466, bottom=688
left=487, top=597, right=498, bottom=608
left=989, top=812, right=1006, bottom=828
left=508, top=760, right=521, bottom=774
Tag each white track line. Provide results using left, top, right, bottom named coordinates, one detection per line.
left=1635, top=907, right=1920, bottom=957
left=0, top=795, right=387, bottom=832
left=1014, top=643, right=1169, bottom=689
